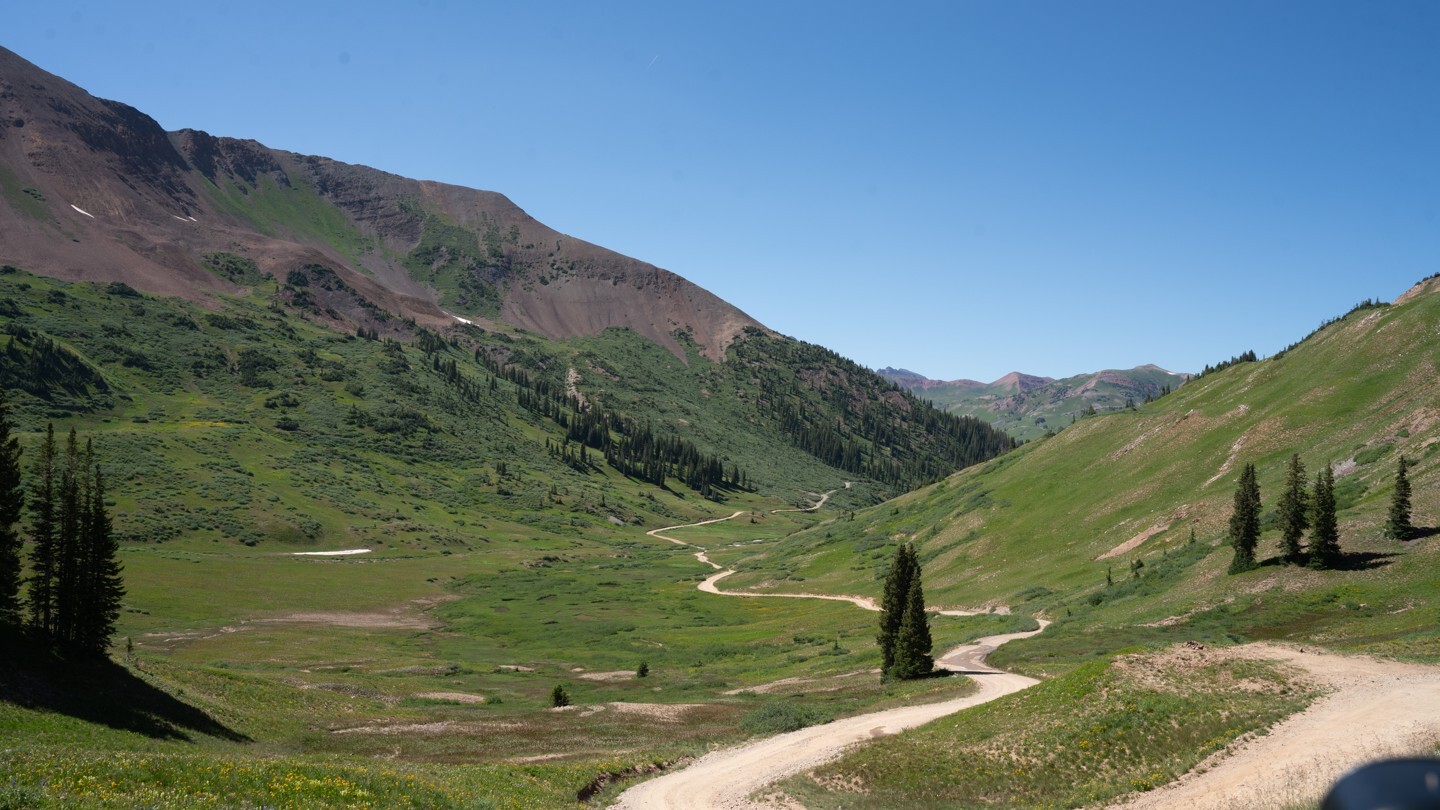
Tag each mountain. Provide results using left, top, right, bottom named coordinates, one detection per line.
left=0, top=45, right=757, bottom=363
left=0, top=45, right=1014, bottom=504
left=879, top=364, right=1189, bottom=440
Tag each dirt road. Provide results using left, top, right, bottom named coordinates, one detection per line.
left=610, top=622, right=1049, bottom=810
left=1110, top=642, right=1440, bottom=810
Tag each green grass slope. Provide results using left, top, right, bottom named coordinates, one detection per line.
left=0, top=265, right=1016, bottom=807
left=734, top=279, right=1440, bottom=809
left=733, top=276, right=1440, bottom=663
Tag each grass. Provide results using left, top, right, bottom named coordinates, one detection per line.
left=733, top=280, right=1440, bottom=670
left=781, top=647, right=1317, bottom=809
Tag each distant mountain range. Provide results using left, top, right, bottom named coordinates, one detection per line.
left=877, top=365, right=1191, bottom=440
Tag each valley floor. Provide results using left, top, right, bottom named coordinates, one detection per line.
left=610, top=623, right=1049, bottom=810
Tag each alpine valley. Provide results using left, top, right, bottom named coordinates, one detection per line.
left=1, top=45, right=1438, bottom=810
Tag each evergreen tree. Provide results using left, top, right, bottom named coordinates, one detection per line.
left=26, top=424, right=58, bottom=635
left=1277, top=454, right=1309, bottom=564
left=54, top=429, right=83, bottom=647
left=550, top=684, right=571, bottom=708
left=1308, top=463, right=1340, bottom=569
left=1384, top=456, right=1415, bottom=541
left=877, top=543, right=917, bottom=673
left=889, top=573, right=934, bottom=680
left=75, top=451, right=123, bottom=655
left=0, top=391, right=22, bottom=624
left=1227, top=463, right=1261, bottom=573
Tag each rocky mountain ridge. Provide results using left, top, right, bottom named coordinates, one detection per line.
left=0, top=45, right=760, bottom=362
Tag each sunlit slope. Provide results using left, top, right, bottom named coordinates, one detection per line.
left=724, top=278, right=1440, bottom=658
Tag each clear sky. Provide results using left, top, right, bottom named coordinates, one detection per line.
left=6, top=2, right=1438, bottom=381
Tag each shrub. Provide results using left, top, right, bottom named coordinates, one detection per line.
left=740, top=700, right=829, bottom=734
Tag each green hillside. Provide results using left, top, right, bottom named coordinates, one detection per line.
left=723, top=278, right=1440, bottom=808
left=0, top=265, right=1015, bottom=807
left=733, top=278, right=1440, bottom=658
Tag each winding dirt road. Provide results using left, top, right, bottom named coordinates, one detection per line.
left=610, top=623, right=1049, bottom=810
left=640, top=509, right=1440, bottom=809
left=620, top=502, right=1050, bottom=809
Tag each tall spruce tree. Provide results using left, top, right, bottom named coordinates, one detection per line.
left=26, top=423, right=58, bottom=634
left=1308, top=463, right=1340, bottom=569
left=1227, top=463, right=1262, bottom=573
left=889, top=572, right=934, bottom=680
left=74, top=442, right=123, bottom=655
left=1277, top=454, right=1309, bottom=564
left=1384, top=456, right=1414, bottom=541
left=54, top=429, right=83, bottom=647
left=877, top=543, right=917, bottom=673
left=0, top=391, right=22, bottom=624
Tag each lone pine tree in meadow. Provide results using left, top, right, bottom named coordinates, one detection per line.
left=1308, top=463, right=1340, bottom=569
left=1227, top=463, right=1262, bottom=573
left=877, top=542, right=916, bottom=673
left=1277, top=454, right=1310, bottom=564
left=1384, top=456, right=1414, bottom=541
left=878, top=542, right=933, bottom=680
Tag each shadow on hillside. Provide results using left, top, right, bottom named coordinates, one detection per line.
left=1329, top=551, right=1398, bottom=571
left=1404, top=526, right=1440, bottom=541
left=1257, top=551, right=1396, bottom=571
left=0, top=630, right=250, bottom=742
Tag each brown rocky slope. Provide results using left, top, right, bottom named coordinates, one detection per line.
left=0, top=46, right=762, bottom=361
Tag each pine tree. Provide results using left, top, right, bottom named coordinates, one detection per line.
left=1277, top=454, right=1309, bottom=564
left=889, top=572, right=934, bottom=680
left=1227, top=463, right=1261, bottom=573
left=26, top=424, right=58, bottom=635
left=1384, top=456, right=1414, bottom=541
left=550, top=684, right=571, bottom=708
left=0, top=391, right=23, bottom=624
left=53, top=429, right=83, bottom=647
left=1308, top=463, right=1340, bottom=569
left=75, top=451, right=123, bottom=656
left=877, top=543, right=917, bottom=673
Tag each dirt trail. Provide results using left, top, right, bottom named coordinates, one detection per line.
left=770, top=481, right=852, bottom=514
left=1110, top=643, right=1440, bottom=810
left=611, top=622, right=1048, bottom=810
left=623, top=499, right=1049, bottom=809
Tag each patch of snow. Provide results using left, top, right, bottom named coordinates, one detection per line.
left=172, top=215, right=189, bottom=222
left=292, top=548, right=372, bottom=556
left=70, top=204, right=94, bottom=218
left=187, top=216, right=198, bottom=222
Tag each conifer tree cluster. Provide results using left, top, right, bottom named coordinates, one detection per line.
left=877, top=543, right=933, bottom=680
left=0, top=408, right=124, bottom=657
left=1228, top=456, right=1347, bottom=573
left=0, top=393, right=23, bottom=624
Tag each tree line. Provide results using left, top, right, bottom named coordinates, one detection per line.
left=467, top=342, right=750, bottom=499
left=0, top=393, right=123, bottom=656
left=732, top=330, right=1016, bottom=491
left=1228, top=453, right=1416, bottom=573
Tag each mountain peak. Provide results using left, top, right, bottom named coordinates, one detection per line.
left=0, top=46, right=763, bottom=363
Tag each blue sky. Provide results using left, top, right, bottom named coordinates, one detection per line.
left=6, top=2, right=1438, bottom=381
